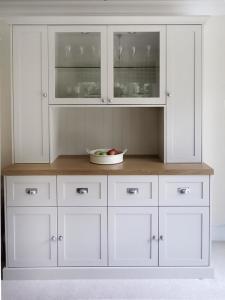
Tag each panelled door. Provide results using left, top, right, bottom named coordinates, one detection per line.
left=108, top=207, right=158, bottom=266
left=48, top=26, right=107, bottom=105
left=166, top=25, right=202, bottom=162
left=13, top=25, right=49, bottom=163
left=159, top=207, right=209, bottom=266
left=7, top=207, right=57, bottom=267
left=108, top=25, right=166, bottom=105
left=58, top=207, right=107, bottom=266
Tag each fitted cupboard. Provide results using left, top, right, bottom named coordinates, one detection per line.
left=3, top=17, right=213, bottom=280
left=13, top=26, right=49, bottom=163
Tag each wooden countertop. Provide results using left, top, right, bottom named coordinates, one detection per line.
left=2, top=155, right=214, bottom=176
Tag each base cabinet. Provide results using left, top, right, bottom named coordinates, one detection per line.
left=159, top=207, right=209, bottom=266
left=108, top=207, right=158, bottom=266
left=7, top=207, right=57, bottom=267
left=58, top=207, right=107, bottom=266
left=5, top=175, right=211, bottom=277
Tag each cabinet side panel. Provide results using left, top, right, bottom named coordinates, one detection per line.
left=13, top=25, right=49, bottom=162
left=166, top=25, right=202, bottom=163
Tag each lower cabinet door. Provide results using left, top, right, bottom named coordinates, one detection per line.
left=58, top=207, right=107, bottom=266
left=108, top=207, right=158, bottom=266
left=159, top=207, right=209, bottom=266
left=7, top=207, right=57, bottom=267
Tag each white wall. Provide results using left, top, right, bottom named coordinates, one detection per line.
left=203, top=16, right=225, bottom=238
left=0, top=21, right=12, bottom=170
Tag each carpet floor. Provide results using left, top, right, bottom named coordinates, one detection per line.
left=2, top=242, right=225, bottom=300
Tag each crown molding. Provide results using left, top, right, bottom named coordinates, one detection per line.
left=0, top=16, right=210, bottom=26
left=0, top=0, right=224, bottom=17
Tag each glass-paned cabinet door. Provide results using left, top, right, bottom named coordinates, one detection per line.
left=108, top=26, right=166, bottom=105
left=48, top=26, right=107, bottom=104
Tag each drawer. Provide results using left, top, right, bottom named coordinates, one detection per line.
left=6, top=176, right=57, bottom=206
left=108, top=176, right=158, bottom=206
left=57, top=176, right=107, bottom=206
left=159, top=176, right=209, bottom=206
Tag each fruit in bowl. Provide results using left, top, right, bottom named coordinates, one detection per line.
left=94, top=148, right=122, bottom=156
left=107, top=148, right=121, bottom=155
left=94, top=150, right=108, bottom=156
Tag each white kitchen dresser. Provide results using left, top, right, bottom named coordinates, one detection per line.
left=2, top=16, right=214, bottom=279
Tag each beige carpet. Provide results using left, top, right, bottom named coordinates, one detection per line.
left=2, top=242, right=225, bottom=300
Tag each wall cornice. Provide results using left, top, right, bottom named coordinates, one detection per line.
left=0, top=0, right=224, bottom=18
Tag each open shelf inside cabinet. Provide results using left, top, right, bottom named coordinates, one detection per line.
left=50, top=107, right=165, bottom=163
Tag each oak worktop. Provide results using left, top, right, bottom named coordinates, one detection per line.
left=2, top=155, right=214, bottom=176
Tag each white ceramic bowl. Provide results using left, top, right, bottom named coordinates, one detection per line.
left=87, top=149, right=127, bottom=165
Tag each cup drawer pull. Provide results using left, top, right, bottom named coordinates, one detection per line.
left=127, top=188, right=139, bottom=195
left=177, top=187, right=191, bottom=195
left=76, top=188, right=88, bottom=194
left=25, top=188, right=38, bottom=195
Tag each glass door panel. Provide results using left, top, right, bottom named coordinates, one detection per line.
left=109, top=26, right=165, bottom=104
left=49, top=26, right=107, bottom=104
left=55, top=32, right=100, bottom=98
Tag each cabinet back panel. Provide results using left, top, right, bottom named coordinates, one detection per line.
left=50, top=107, right=162, bottom=158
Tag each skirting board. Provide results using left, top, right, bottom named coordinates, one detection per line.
left=3, top=267, right=214, bottom=280
left=212, top=225, right=225, bottom=241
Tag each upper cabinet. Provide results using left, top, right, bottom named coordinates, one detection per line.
left=108, top=25, right=166, bottom=105
left=12, top=23, right=202, bottom=164
left=13, top=26, right=49, bottom=163
left=166, top=25, right=202, bottom=163
left=48, top=25, right=166, bottom=105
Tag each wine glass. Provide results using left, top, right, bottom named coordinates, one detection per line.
left=64, top=44, right=71, bottom=57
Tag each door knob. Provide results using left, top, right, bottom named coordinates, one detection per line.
left=58, top=235, right=63, bottom=241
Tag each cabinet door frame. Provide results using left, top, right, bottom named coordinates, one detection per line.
left=159, top=207, right=209, bottom=266
left=13, top=25, right=49, bottom=163
left=7, top=207, right=57, bottom=267
left=48, top=25, right=107, bottom=105
left=108, top=207, right=158, bottom=266
left=108, top=25, right=166, bottom=105
left=166, top=25, right=202, bottom=163
left=58, top=207, right=107, bottom=266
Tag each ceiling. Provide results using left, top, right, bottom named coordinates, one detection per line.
left=0, top=0, right=224, bottom=16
